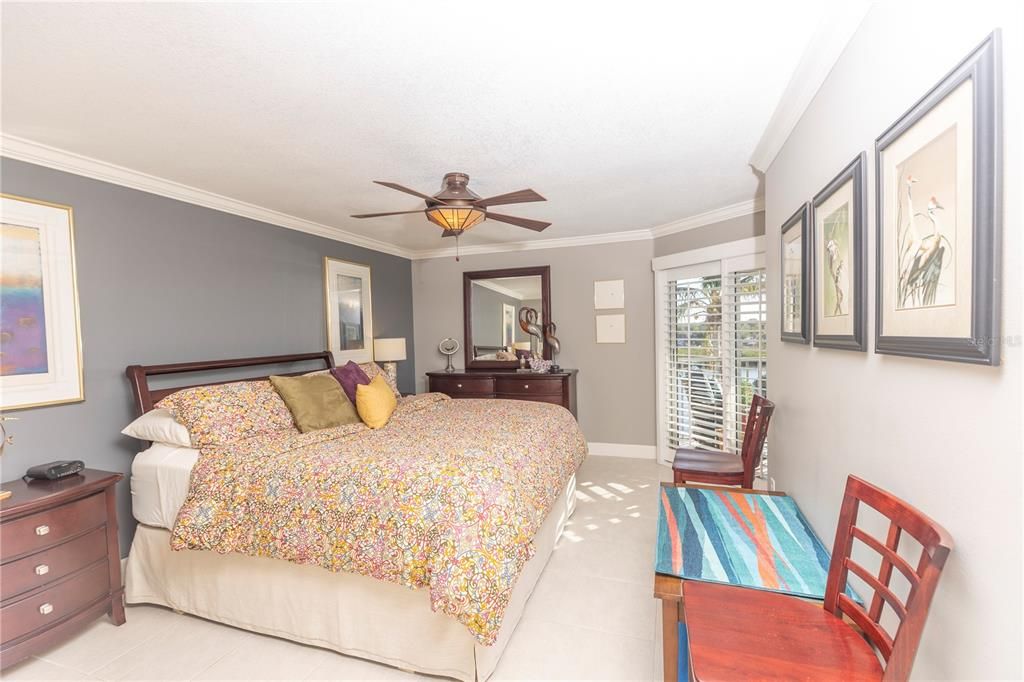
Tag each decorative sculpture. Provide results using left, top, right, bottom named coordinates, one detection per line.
left=518, top=306, right=544, bottom=353
left=543, top=322, right=561, bottom=372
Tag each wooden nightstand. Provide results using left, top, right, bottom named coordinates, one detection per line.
left=0, top=469, right=125, bottom=670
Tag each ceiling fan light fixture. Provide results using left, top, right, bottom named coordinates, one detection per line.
left=425, top=205, right=486, bottom=233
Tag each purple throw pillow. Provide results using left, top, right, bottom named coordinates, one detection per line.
left=330, top=361, right=370, bottom=403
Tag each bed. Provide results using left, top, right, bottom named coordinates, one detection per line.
left=122, top=352, right=585, bottom=681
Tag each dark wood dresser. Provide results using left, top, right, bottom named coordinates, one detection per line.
left=0, top=469, right=125, bottom=670
left=426, top=370, right=578, bottom=418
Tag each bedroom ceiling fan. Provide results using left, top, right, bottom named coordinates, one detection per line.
left=351, top=172, right=550, bottom=259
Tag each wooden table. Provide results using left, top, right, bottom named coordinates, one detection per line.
left=653, top=483, right=841, bottom=681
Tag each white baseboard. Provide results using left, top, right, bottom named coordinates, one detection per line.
left=587, top=442, right=657, bottom=459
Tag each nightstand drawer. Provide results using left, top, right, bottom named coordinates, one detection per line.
left=0, top=493, right=106, bottom=559
left=495, top=376, right=564, bottom=396
left=1, top=527, right=107, bottom=601
left=0, top=559, right=109, bottom=645
left=430, top=376, right=495, bottom=396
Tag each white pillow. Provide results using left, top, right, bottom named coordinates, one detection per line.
left=121, top=408, right=192, bottom=447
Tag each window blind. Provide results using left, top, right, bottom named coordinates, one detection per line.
left=665, top=267, right=767, bottom=464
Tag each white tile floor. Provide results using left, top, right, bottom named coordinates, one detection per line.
left=4, top=456, right=673, bottom=682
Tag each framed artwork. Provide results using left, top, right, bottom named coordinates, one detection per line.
left=780, top=203, right=811, bottom=344
left=501, top=303, right=516, bottom=347
left=875, top=32, right=1001, bottom=365
left=0, top=194, right=83, bottom=410
left=596, top=314, right=626, bottom=343
left=812, top=153, right=866, bottom=351
left=594, top=279, right=625, bottom=309
left=324, top=257, right=373, bottom=364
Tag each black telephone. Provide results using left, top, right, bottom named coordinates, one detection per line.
left=24, top=460, right=85, bottom=481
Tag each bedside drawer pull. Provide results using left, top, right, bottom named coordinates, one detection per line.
left=35, top=525, right=50, bottom=536
left=39, top=602, right=54, bottom=615
left=524, top=384, right=529, bottom=389
left=34, top=564, right=50, bottom=576
left=457, top=383, right=462, bottom=388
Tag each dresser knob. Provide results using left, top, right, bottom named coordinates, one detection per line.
left=34, top=525, right=50, bottom=536
left=457, top=383, right=462, bottom=388
left=39, top=603, right=54, bottom=615
left=34, top=564, right=49, bottom=576
left=524, top=384, right=529, bottom=389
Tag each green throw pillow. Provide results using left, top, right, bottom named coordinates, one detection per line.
left=269, top=374, right=360, bottom=433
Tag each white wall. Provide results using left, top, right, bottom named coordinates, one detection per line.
left=765, top=3, right=1023, bottom=679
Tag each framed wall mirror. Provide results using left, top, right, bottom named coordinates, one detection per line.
left=463, top=266, right=551, bottom=369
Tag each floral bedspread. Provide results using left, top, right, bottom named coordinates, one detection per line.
left=170, top=393, right=587, bottom=645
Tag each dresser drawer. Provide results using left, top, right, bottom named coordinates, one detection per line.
left=1, top=527, right=107, bottom=602
left=0, top=559, right=109, bottom=644
left=495, top=376, right=564, bottom=396
left=430, top=376, right=495, bottom=396
left=509, top=394, right=567, bottom=408
left=0, top=493, right=106, bottom=559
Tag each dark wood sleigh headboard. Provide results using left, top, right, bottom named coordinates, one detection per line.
left=125, top=351, right=334, bottom=416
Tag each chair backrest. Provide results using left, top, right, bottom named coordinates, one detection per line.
left=823, top=476, right=953, bottom=681
left=739, top=394, right=774, bottom=486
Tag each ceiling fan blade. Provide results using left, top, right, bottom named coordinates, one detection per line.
left=486, top=212, right=551, bottom=232
left=372, top=181, right=446, bottom=204
left=475, top=188, right=546, bottom=208
left=350, top=210, right=425, bottom=218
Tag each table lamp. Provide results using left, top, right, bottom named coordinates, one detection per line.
left=373, top=338, right=407, bottom=388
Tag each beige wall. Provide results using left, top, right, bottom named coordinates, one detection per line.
left=652, top=210, right=764, bottom=256
left=764, top=5, right=1022, bottom=679
left=412, top=211, right=765, bottom=447
left=412, top=240, right=656, bottom=445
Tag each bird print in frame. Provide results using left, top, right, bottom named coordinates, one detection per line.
left=812, top=153, right=866, bottom=352
left=875, top=32, right=1001, bottom=365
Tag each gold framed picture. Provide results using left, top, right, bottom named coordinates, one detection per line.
left=1, top=194, right=84, bottom=410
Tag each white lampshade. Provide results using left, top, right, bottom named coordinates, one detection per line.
left=373, top=338, right=407, bottom=362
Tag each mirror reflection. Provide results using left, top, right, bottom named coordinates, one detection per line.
left=470, top=276, right=544, bottom=360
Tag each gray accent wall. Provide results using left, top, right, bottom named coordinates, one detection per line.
left=0, top=158, right=416, bottom=552
left=653, top=211, right=764, bottom=256
left=763, top=6, right=1021, bottom=679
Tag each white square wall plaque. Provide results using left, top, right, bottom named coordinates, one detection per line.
left=595, top=314, right=626, bottom=343
left=594, top=279, right=625, bottom=309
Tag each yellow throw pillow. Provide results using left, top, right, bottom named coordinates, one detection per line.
left=355, top=375, right=398, bottom=429
left=269, top=374, right=359, bottom=433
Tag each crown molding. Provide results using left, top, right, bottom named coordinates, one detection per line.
left=471, top=278, right=525, bottom=300
left=648, top=198, right=764, bottom=238
left=412, top=227, right=653, bottom=260
left=748, top=1, right=872, bottom=173
left=0, top=134, right=417, bottom=259
left=3, top=134, right=765, bottom=261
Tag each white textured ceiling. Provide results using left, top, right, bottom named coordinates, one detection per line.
left=1, top=1, right=828, bottom=252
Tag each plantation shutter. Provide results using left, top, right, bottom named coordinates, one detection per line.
left=663, top=260, right=767, bottom=463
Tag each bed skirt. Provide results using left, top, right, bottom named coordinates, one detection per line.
left=125, top=474, right=576, bottom=682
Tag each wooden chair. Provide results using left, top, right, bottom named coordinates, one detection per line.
left=672, top=394, right=774, bottom=489
left=681, top=475, right=954, bottom=681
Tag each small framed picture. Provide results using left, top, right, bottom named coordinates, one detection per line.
left=594, top=279, right=625, bottom=309
left=780, top=203, right=811, bottom=344
left=812, top=153, right=867, bottom=351
left=595, top=314, right=625, bottom=343
left=324, top=257, right=373, bottom=364
left=875, top=32, right=1001, bottom=365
